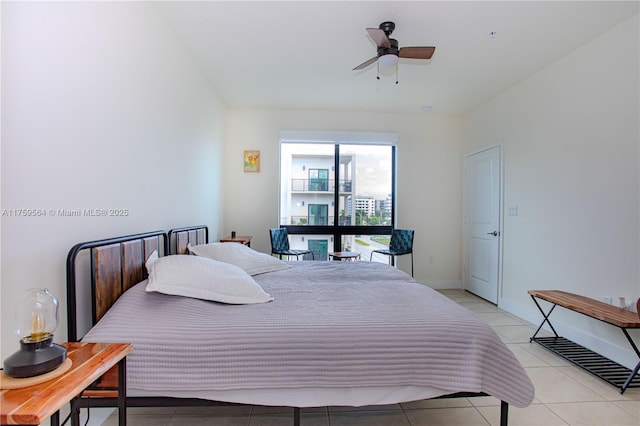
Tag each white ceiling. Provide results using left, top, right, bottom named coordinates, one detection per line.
left=155, top=1, right=639, bottom=115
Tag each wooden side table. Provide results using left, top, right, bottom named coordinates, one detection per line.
left=328, top=251, right=361, bottom=261
left=220, top=235, right=253, bottom=247
left=1, top=342, right=132, bottom=426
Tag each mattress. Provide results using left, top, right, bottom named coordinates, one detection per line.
left=82, top=261, right=534, bottom=408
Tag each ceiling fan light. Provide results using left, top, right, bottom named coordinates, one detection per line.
left=378, top=54, right=398, bottom=68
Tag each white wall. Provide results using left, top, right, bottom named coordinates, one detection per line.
left=463, top=14, right=639, bottom=367
left=223, top=108, right=463, bottom=286
left=1, top=2, right=226, bottom=358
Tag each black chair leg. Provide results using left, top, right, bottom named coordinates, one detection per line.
left=411, top=253, right=414, bottom=277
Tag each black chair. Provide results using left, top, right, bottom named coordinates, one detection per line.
left=269, top=228, right=314, bottom=260
left=369, top=229, right=414, bottom=276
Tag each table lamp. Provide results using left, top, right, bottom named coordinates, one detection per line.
left=3, top=288, right=67, bottom=378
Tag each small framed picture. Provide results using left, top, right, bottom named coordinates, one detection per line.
left=243, top=150, right=260, bottom=172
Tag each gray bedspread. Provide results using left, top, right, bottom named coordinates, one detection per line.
left=83, top=261, right=534, bottom=407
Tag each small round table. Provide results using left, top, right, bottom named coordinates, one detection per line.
left=328, top=251, right=361, bottom=262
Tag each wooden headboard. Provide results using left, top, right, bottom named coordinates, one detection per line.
left=66, top=225, right=209, bottom=341
left=168, top=225, right=208, bottom=254
left=66, top=230, right=167, bottom=342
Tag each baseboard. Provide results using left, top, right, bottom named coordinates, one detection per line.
left=421, top=279, right=462, bottom=290
left=498, top=296, right=639, bottom=370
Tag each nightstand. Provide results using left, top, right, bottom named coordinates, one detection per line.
left=220, top=235, right=253, bottom=247
left=1, top=342, right=132, bottom=426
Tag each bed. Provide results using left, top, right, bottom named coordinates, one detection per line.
left=66, top=225, right=534, bottom=426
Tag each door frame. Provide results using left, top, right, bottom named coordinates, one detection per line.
left=463, top=143, right=504, bottom=306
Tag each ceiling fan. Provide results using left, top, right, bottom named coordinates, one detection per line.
left=353, top=21, right=436, bottom=71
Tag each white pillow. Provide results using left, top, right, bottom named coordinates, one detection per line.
left=187, top=242, right=291, bottom=276
left=144, top=251, right=273, bottom=304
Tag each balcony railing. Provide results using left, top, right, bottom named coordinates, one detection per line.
left=284, top=216, right=354, bottom=226
left=289, top=216, right=333, bottom=226
left=291, top=179, right=352, bottom=193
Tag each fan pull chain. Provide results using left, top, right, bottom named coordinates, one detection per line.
left=396, top=63, right=399, bottom=84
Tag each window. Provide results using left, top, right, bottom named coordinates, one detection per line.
left=279, top=131, right=396, bottom=257
left=308, top=204, right=328, bottom=225
left=308, top=239, right=328, bottom=261
left=308, top=169, right=329, bottom=191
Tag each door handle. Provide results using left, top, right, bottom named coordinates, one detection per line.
left=487, top=231, right=499, bottom=236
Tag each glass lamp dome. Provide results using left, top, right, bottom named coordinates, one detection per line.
left=3, top=288, right=67, bottom=378
left=378, top=53, right=398, bottom=68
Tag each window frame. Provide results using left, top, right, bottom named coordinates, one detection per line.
left=279, top=131, right=396, bottom=253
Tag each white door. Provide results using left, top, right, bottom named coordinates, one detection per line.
left=463, top=146, right=502, bottom=304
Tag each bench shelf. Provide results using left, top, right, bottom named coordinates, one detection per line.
left=529, top=290, right=640, bottom=394
left=532, top=336, right=640, bottom=389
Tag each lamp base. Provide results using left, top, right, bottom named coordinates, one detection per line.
left=3, top=336, right=67, bottom=378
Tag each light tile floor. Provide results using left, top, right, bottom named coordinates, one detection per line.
left=83, top=290, right=640, bottom=426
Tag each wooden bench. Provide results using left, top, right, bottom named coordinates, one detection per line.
left=528, top=290, right=640, bottom=394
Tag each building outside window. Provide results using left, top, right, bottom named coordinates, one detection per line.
left=279, top=131, right=396, bottom=261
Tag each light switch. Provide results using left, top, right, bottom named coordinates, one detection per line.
left=508, top=205, right=519, bottom=216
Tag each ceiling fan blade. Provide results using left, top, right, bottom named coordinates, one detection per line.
left=399, top=46, right=436, bottom=60
left=366, top=28, right=390, bottom=48
left=353, top=56, right=379, bottom=71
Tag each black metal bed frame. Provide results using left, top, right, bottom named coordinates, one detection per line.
left=65, top=226, right=510, bottom=426
left=168, top=225, right=209, bottom=254
left=74, top=393, right=508, bottom=426
left=66, top=230, right=169, bottom=343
